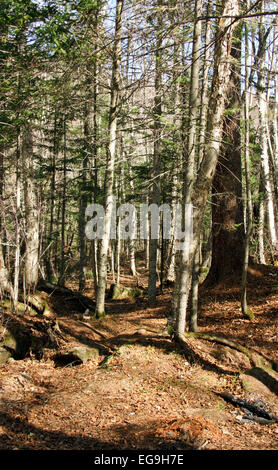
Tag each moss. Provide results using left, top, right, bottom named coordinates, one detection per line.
left=0, top=329, right=17, bottom=351
left=108, top=284, right=144, bottom=300
left=94, top=310, right=106, bottom=319
left=70, top=346, right=100, bottom=362
left=54, top=346, right=100, bottom=366
left=0, top=324, right=31, bottom=358
left=244, top=307, right=254, bottom=321
left=0, top=346, right=12, bottom=364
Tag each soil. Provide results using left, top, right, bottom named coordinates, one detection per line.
left=0, top=262, right=278, bottom=452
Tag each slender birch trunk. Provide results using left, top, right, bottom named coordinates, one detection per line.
left=22, top=126, right=39, bottom=292
left=148, top=0, right=162, bottom=302
left=127, top=162, right=137, bottom=277
left=257, top=10, right=278, bottom=250
left=95, top=0, right=123, bottom=317
left=92, top=42, right=99, bottom=297
left=172, top=0, right=202, bottom=333
left=0, top=149, right=14, bottom=303
left=166, top=38, right=182, bottom=283
left=79, top=78, right=92, bottom=292
left=0, top=237, right=14, bottom=302
left=13, top=134, right=21, bottom=310
left=198, top=0, right=212, bottom=164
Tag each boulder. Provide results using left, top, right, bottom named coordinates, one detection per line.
left=240, top=367, right=278, bottom=398
left=108, top=283, right=144, bottom=300
left=0, top=324, right=31, bottom=359
left=69, top=345, right=100, bottom=362
left=54, top=345, right=101, bottom=367
left=0, top=346, right=12, bottom=364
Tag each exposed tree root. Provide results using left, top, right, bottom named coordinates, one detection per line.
left=175, top=331, right=274, bottom=371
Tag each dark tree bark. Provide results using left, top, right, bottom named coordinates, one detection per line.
left=206, top=34, right=245, bottom=285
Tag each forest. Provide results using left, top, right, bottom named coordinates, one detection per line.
left=0, top=0, right=278, bottom=453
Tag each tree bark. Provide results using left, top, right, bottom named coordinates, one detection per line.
left=206, top=28, right=244, bottom=285
left=241, top=11, right=253, bottom=318
left=22, top=126, right=39, bottom=292
left=148, top=0, right=163, bottom=302
left=174, top=0, right=240, bottom=337
left=171, top=0, right=202, bottom=334
left=95, top=0, right=123, bottom=318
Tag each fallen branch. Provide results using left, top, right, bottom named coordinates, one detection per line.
left=38, top=280, right=95, bottom=312
left=217, top=391, right=278, bottom=423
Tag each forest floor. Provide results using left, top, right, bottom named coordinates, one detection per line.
left=0, top=261, right=278, bottom=452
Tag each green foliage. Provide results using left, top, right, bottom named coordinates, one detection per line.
left=85, top=270, right=94, bottom=279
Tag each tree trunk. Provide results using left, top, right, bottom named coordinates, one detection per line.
left=241, top=11, right=253, bottom=317
left=148, top=0, right=163, bottom=302
left=58, top=118, right=67, bottom=287
left=258, top=51, right=278, bottom=250
left=95, top=0, right=123, bottom=318
left=22, top=126, right=39, bottom=292
left=46, top=111, right=58, bottom=282
left=198, top=0, right=212, bottom=164
left=79, top=79, right=92, bottom=292
left=174, top=0, right=240, bottom=337
left=171, top=0, right=202, bottom=334
left=206, top=28, right=244, bottom=285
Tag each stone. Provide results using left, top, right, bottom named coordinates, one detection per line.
left=0, top=346, right=12, bottom=364
left=240, top=367, right=278, bottom=400
left=108, top=284, right=144, bottom=300
left=0, top=324, right=31, bottom=358
left=68, top=345, right=100, bottom=363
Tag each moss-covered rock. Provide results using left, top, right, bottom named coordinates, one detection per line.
left=1, top=299, right=31, bottom=315
left=23, top=292, right=54, bottom=317
left=108, top=283, right=144, bottom=300
left=0, top=327, right=17, bottom=351
left=69, top=345, right=100, bottom=362
left=54, top=345, right=100, bottom=367
left=0, top=346, right=12, bottom=364
left=0, top=324, right=31, bottom=359
left=1, top=293, right=54, bottom=318
left=241, top=366, right=278, bottom=396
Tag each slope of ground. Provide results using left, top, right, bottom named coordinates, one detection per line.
left=0, top=263, right=277, bottom=450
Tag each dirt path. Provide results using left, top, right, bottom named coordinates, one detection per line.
left=0, top=264, right=278, bottom=450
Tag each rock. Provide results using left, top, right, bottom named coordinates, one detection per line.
left=0, top=346, right=12, bottom=364
left=54, top=345, right=101, bottom=367
left=240, top=367, right=278, bottom=398
left=70, top=345, right=100, bottom=362
left=24, top=292, right=55, bottom=318
left=1, top=299, right=31, bottom=315
left=108, top=283, right=144, bottom=300
left=0, top=324, right=31, bottom=359
left=0, top=328, right=17, bottom=351
left=83, top=309, right=91, bottom=320
left=136, top=328, right=147, bottom=335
